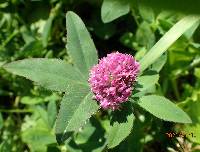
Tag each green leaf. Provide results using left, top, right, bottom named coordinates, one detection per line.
left=139, top=0, right=200, bottom=15
left=179, top=99, right=200, bottom=123
left=133, top=72, right=159, bottom=97
left=48, top=100, right=57, bottom=128
left=66, top=11, right=98, bottom=77
left=194, top=68, right=200, bottom=79
left=69, top=117, right=106, bottom=151
left=178, top=93, right=200, bottom=143
left=136, top=21, right=155, bottom=50
left=0, top=141, right=11, bottom=152
left=137, top=95, right=192, bottom=123
left=139, top=15, right=200, bottom=72
left=3, top=58, right=87, bottom=92
left=184, top=124, right=200, bottom=144
left=42, top=16, right=54, bottom=47
left=137, top=71, right=159, bottom=92
left=119, top=119, right=145, bottom=152
left=150, top=53, right=167, bottom=72
left=0, top=113, right=3, bottom=130
left=74, top=121, right=96, bottom=144
left=20, top=40, right=44, bottom=57
left=20, top=96, right=44, bottom=105
left=22, top=127, right=56, bottom=151
left=101, top=0, right=130, bottom=23
left=21, top=117, right=56, bottom=152
left=22, top=127, right=56, bottom=145
left=184, top=19, right=200, bottom=39
left=55, top=84, right=99, bottom=143
left=0, top=61, right=5, bottom=67
left=107, top=104, right=134, bottom=148
left=138, top=4, right=155, bottom=23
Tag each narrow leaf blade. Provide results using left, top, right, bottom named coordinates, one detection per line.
left=42, top=16, right=54, bottom=47
left=55, top=85, right=99, bottom=143
left=107, top=104, right=134, bottom=148
left=139, top=15, right=200, bottom=72
left=48, top=100, right=57, bottom=128
left=3, top=58, right=87, bottom=92
left=66, top=11, right=98, bottom=76
left=151, top=53, right=167, bottom=72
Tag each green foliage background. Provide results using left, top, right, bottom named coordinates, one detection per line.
left=0, top=0, right=200, bottom=151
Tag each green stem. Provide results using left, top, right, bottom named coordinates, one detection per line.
left=1, top=30, right=19, bottom=48
left=171, top=79, right=180, bottom=101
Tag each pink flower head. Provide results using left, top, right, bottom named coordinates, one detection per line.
left=88, top=52, right=140, bottom=110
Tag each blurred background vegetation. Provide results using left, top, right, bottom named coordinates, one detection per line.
left=0, top=0, right=200, bottom=151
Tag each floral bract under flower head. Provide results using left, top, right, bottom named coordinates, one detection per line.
left=88, top=52, right=140, bottom=110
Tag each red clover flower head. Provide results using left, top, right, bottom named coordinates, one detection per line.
left=88, top=52, right=140, bottom=110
